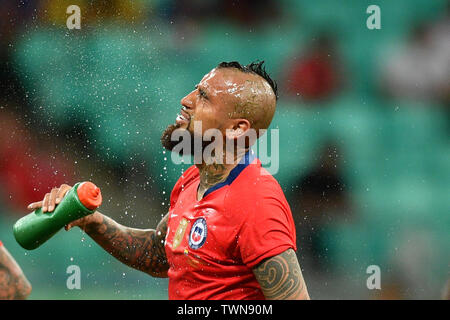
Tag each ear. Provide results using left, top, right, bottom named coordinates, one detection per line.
left=225, top=119, right=251, bottom=140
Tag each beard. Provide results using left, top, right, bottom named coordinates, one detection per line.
left=160, top=123, right=182, bottom=152
left=160, top=122, right=217, bottom=157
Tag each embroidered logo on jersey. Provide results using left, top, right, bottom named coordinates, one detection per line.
left=188, top=218, right=207, bottom=250
left=172, top=218, right=189, bottom=250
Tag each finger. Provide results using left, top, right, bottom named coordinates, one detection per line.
left=47, top=188, right=59, bottom=212
left=55, top=185, right=71, bottom=204
left=27, top=201, right=43, bottom=210
left=65, top=221, right=77, bottom=231
left=42, top=193, right=50, bottom=212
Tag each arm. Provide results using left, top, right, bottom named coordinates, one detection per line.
left=253, top=248, right=310, bottom=300
left=0, top=243, right=32, bottom=300
left=27, top=184, right=170, bottom=278
left=75, top=211, right=169, bottom=278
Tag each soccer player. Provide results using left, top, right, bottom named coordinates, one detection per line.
left=27, top=61, right=310, bottom=300
left=0, top=241, right=32, bottom=300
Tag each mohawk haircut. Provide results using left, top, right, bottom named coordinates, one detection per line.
left=217, top=61, right=278, bottom=100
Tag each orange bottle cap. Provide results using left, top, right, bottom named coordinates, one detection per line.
left=77, top=182, right=102, bottom=210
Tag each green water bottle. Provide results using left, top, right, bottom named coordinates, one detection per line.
left=13, top=182, right=102, bottom=250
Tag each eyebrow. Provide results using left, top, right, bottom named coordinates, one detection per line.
left=195, top=84, right=208, bottom=98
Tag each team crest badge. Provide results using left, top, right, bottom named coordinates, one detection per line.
left=189, top=218, right=207, bottom=249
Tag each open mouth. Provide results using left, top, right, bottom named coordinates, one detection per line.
left=176, top=106, right=191, bottom=125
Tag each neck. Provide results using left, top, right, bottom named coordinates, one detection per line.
left=196, top=148, right=248, bottom=198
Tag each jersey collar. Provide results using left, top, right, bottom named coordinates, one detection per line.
left=202, top=150, right=256, bottom=199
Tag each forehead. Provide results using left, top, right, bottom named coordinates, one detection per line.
left=199, top=68, right=250, bottom=93
left=197, top=67, right=274, bottom=111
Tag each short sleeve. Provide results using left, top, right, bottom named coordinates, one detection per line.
left=236, top=184, right=297, bottom=269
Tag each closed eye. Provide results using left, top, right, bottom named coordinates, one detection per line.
left=195, top=85, right=208, bottom=99
left=199, top=90, right=207, bottom=99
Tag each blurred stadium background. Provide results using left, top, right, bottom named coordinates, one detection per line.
left=0, top=0, right=448, bottom=299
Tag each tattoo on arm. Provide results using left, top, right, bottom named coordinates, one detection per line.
left=253, top=249, right=310, bottom=300
left=0, top=247, right=32, bottom=300
left=85, top=213, right=170, bottom=277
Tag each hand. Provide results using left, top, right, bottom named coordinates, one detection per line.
left=26, top=184, right=100, bottom=231
left=27, top=184, right=72, bottom=213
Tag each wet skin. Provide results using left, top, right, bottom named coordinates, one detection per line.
left=26, top=66, right=309, bottom=299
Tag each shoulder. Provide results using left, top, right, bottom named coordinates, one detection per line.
left=230, top=161, right=286, bottom=201
left=224, top=162, right=290, bottom=218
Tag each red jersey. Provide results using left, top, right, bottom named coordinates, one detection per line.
left=164, top=151, right=297, bottom=300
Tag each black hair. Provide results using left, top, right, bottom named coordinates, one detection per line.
left=217, top=60, right=278, bottom=100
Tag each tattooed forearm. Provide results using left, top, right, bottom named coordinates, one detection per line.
left=0, top=247, right=32, bottom=300
left=253, top=249, right=310, bottom=300
left=83, top=212, right=169, bottom=277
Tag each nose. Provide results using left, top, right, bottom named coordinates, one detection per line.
left=180, top=90, right=195, bottom=110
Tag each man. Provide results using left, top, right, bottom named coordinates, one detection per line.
left=0, top=241, right=32, bottom=299
left=27, top=61, right=310, bottom=300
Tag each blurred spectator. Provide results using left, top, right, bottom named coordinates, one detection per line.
left=283, top=33, right=344, bottom=102
left=0, top=1, right=37, bottom=45
left=220, top=0, right=281, bottom=28
left=166, top=0, right=221, bottom=45
left=0, top=108, right=73, bottom=214
left=380, top=19, right=449, bottom=104
left=443, top=279, right=450, bottom=300
left=39, top=0, right=148, bottom=26
left=0, top=1, right=38, bottom=102
left=429, top=3, right=450, bottom=58
left=168, top=0, right=281, bottom=40
left=370, top=278, right=406, bottom=300
left=292, top=143, right=352, bottom=269
left=170, top=0, right=220, bottom=23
